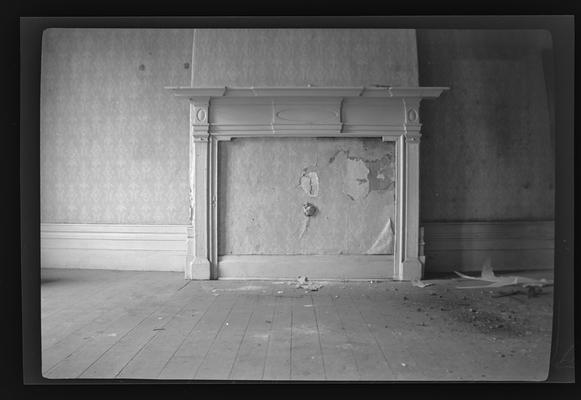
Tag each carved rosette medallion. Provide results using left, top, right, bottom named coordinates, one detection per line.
left=191, top=102, right=210, bottom=135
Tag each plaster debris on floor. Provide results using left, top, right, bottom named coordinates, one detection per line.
left=295, top=276, right=323, bottom=291
left=41, top=268, right=553, bottom=381
left=411, top=280, right=434, bottom=288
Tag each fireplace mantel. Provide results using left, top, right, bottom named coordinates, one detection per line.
left=166, top=86, right=448, bottom=281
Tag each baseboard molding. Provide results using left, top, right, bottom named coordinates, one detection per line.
left=218, top=255, right=395, bottom=280
left=41, top=223, right=188, bottom=271
left=41, top=221, right=555, bottom=275
left=422, top=221, right=554, bottom=273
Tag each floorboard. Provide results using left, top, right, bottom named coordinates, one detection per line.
left=289, top=294, right=325, bottom=380
left=158, top=292, right=238, bottom=379
left=44, top=276, right=189, bottom=379
left=333, top=291, right=395, bottom=380
left=116, top=284, right=218, bottom=379
left=42, top=275, right=183, bottom=372
left=194, top=293, right=258, bottom=380
left=262, top=293, right=292, bottom=380
left=41, top=269, right=553, bottom=381
left=42, top=271, right=183, bottom=350
left=312, top=292, right=360, bottom=380
left=75, top=281, right=198, bottom=379
left=229, top=288, right=276, bottom=380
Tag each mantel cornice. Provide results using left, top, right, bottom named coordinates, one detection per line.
left=166, top=86, right=448, bottom=139
left=166, top=86, right=448, bottom=100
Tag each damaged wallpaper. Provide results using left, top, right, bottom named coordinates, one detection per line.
left=218, top=138, right=396, bottom=255
left=40, top=29, right=193, bottom=224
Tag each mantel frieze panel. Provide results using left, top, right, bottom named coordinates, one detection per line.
left=204, top=96, right=411, bottom=136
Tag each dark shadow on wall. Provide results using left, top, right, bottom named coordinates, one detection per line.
left=416, top=29, right=555, bottom=223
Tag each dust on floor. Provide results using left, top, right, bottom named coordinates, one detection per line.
left=41, top=268, right=553, bottom=381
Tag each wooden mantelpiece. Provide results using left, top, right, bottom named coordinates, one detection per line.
left=166, top=86, right=448, bottom=281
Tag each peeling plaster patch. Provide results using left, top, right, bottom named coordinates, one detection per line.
left=299, top=171, right=320, bottom=197
left=366, top=217, right=394, bottom=254
left=364, top=154, right=395, bottom=192
left=331, top=147, right=395, bottom=199
left=342, top=158, right=370, bottom=200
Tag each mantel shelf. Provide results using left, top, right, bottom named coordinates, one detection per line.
left=165, top=86, right=449, bottom=99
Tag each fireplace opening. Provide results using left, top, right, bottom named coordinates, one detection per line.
left=218, top=137, right=396, bottom=257
left=216, top=137, right=398, bottom=280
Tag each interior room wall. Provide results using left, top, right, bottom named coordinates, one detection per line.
left=40, top=28, right=193, bottom=225
left=417, top=29, right=555, bottom=222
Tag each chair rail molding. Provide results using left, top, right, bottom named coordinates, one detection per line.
left=166, top=86, right=449, bottom=281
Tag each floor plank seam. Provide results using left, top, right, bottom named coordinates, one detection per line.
left=227, top=294, right=259, bottom=380
left=311, top=294, right=327, bottom=380
left=331, top=293, right=363, bottom=380
left=349, top=291, right=397, bottom=379
left=72, top=286, right=186, bottom=378
left=156, top=293, right=220, bottom=379
left=114, top=289, right=200, bottom=379
left=260, top=295, right=277, bottom=381
left=289, top=299, right=294, bottom=380
left=192, top=294, right=239, bottom=380
left=42, top=276, right=186, bottom=354
left=42, top=281, right=169, bottom=365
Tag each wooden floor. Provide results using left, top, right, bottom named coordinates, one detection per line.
left=41, top=268, right=553, bottom=381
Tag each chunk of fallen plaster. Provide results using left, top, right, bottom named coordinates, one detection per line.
left=411, top=280, right=434, bottom=288
left=366, top=217, right=394, bottom=254
left=295, top=276, right=323, bottom=291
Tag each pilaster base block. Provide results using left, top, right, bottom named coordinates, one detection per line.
left=398, top=258, right=424, bottom=281
left=185, top=257, right=211, bottom=280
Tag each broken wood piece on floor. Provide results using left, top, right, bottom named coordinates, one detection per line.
left=454, top=257, right=554, bottom=291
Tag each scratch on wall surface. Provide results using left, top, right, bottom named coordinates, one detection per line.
left=366, top=217, right=394, bottom=254
left=298, top=217, right=311, bottom=239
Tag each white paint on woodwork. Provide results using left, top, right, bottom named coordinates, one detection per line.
left=167, top=86, right=449, bottom=281
left=41, top=223, right=187, bottom=271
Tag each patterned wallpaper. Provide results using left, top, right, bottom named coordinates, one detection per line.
left=417, top=30, right=555, bottom=221
left=40, top=29, right=193, bottom=224
left=193, top=29, right=418, bottom=87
